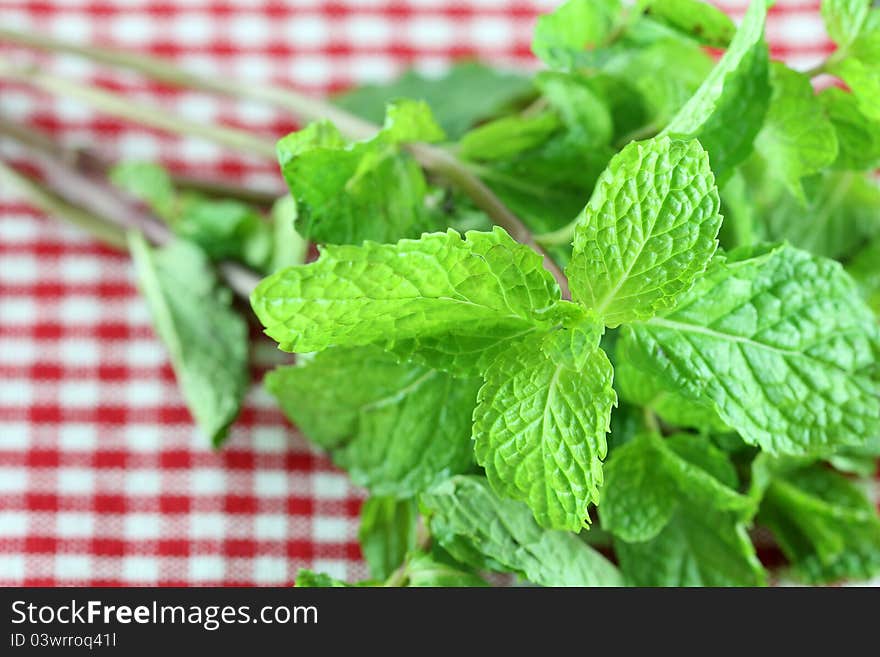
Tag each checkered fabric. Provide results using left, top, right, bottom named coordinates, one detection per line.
left=0, top=0, right=870, bottom=586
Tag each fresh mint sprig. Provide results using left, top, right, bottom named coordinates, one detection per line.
left=2, top=0, right=879, bottom=587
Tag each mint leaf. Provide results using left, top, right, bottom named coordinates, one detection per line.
left=175, top=197, right=273, bottom=272
left=269, top=195, right=308, bottom=273
left=458, top=112, right=562, bottom=162
left=251, top=228, right=570, bottom=375
left=601, top=37, right=714, bottom=128
left=828, top=56, right=880, bottom=122
left=128, top=234, right=248, bottom=446
left=110, top=161, right=176, bottom=220
left=615, top=507, right=766, bottom=586
left=536, top=72, right=614, bottom=146
left=421, top=476, right=623, bottom=586
left=567, top=137, right=722, bottom=327
left=334, top=62, right=533, bottom=140
left=758, top=170, right=880, bottom=260
left=112, top=161, right=276, bottom=272
left=662, top=0, right=770, bottom=181
left=821, top=0, right=871, bottom=48
left=600, top=434, right=753, bottom=542
left=603, top=434, right=765, bottom=586
left=847, top=238, right=880, bottom=313
left=464, top=130, right=614, bottom=237
left=819, top=87, right=880, bottom=171
left=621, top=244, right=880, bottom=456
left=758, top=463, right=880, bottom=584
left=294, top=569, right=349, bottom=587
left=532, top=0, right=622, bottom=70
left=615, top=356, right=730, bottom=432
left=277, top=100, right=443, bottom=245
left=266, top=346, right=480, bottom=495
left=472, top=331, right=615, bottom=531
left=754, top=63, right=838, bottom=202
left=599, top=435, right=679, bottom=541
left=642, top=0, right=736, bottom=47
left=405, top=551, right=489, bottom=587
left=358, top=497, right=418, bottom=580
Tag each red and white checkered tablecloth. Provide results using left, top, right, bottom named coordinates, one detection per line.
left=0, top=1, right=857, bottom=586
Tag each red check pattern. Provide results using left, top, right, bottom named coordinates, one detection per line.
left=0, top=1, right=873, bottom=586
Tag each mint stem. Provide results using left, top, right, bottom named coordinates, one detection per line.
left=0, top=58, right=276, bottom=158
left=0, top=28, right=569, bottom=295
left=1, top=127, right=261, bottom=298
left=0, top=160, right=128, bottom=248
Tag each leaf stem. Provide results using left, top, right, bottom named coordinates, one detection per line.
left=0, top=114, right=283, bottom=205
left=382, top=516, right=433, bottom=588
left=0, top=160, right=128, bottom=249
left=1, top=127, right=261, bottom=298
left=0, top=27, right=378, bottom=142
left=643, top=406, right=661, bottom=433
left=534, top=221, right=577, bottom=248
left=1, top=28, right=569, bottom=296
left=802, top=50, right=845, bottom=79
left=0, top=58, right=276, bottom=158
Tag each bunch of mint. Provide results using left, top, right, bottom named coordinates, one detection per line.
left=7, top=0, right=878, bottom=586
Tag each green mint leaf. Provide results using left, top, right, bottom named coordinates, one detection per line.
left=464, top=131, right=614, bottom=237
left=621, top=244, right=880, bottom=456
left=532, top=0, right=623, bottom=70
left=758, top=463, right=880, bottom=584
left=112, top=161, right=276, bottom=272
left=718, top=172, right=756, bottom=249
left=847, top=238, right=880, bottom=313
left=615, top=356, right=730, bottom=432
left=540, top=317, right=604, bottom=371
left=535, top=72, right=614, bottom=146
left=405, top=551, right=489, bottom=587
left=828, top=56, right=880, bottom=122
left=458, top=112, right=562, bottom=162
left=600, top=37, right=714, bottom=127
left=128, top=234, right=248, bottom=446
left=251, top=227, right=568, bottom=375
left=600, top=434, right=753, bottom=543
left=269, top=195, right=308, bottom=273
left=848, top=8, right=880, bottom=62
left=605, top=433, right=765, bottom=586
left=358, top=496, right=418, bottom=580
left=614, top=506, right=766, bottom=586
left=819, top=87, right=880, bottom=171
left=334, top=62, right=534, bottom=140
left=421, top=476, right=623, bottom=586
left=380, top=99, right=446, bottom=144
left=642, top=0, right=737, bottom=47
left=472, top=332, right=615, bottom=531
left=175, top=196, right=273, bottom=272
left=277, top=100, right=442, bottom=245
left=294, top=569, right=349, bottom=587
left=599, top=435, right=679, bottom=542
left=757, top=170, right=880, bottom=260
left=662, top=0, right=770, bottom=181
left=821, top=0, right=871, bottom=48
left=754, top=63, right=839, bottom=203
left=110, top=161, right=176, bottom=220
left=266, top=346, right=480, bottom=496
left=567, top=137, right=722, bottom=328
